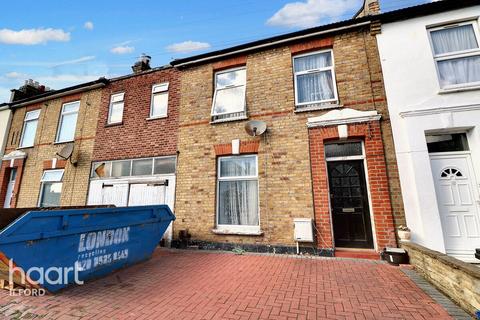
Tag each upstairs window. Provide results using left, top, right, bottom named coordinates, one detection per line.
left=108, top=92, right=124, bottom=124
left=429, top=21, right=480, bottom=89
left=150, top=83, right=169, bottom=118
left=211, top=67, right=247, bottom=122
left=19, top=109, right=40, bottom=148
left=293, top=49, right=338, bottom=109
left=56, top=101, right=79, bottom=143
left=39, top=169, right=64, bottom=207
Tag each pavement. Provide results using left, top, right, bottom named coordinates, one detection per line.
left=0, top=248, right=465, bottom=319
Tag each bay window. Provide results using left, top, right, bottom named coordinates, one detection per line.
left=150, top=83, right=169, bottom=118
left=38, top=169, right=64, bottom=207
left=19, top=109, right=40, bottom=148
left=108, top=93, right=124, bottom=124
left=56, top=101, right=79, bottom=143
left=293, top=49, right=338, bottom=109
left=216, top=155, right=259, bottom=233
left=211, top=67, right=247, bottom=122
left=429, top=21, right=480, bottom=89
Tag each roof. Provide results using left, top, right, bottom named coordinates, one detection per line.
left=171, top=0, right=478, bottom=68
left=107, top=64, right=173, bottom=83
left=5, top=77, right=109, bottom=109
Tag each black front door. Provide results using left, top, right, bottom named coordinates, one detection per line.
left=327, top=160, right=374, bottom=249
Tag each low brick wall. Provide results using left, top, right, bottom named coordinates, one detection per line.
left=401, top=242, right=479, bottom=315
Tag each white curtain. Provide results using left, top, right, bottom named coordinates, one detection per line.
left=294, top=52, right=334, bottom=103
left=438, top=55, right=480, bottom=86
left=431, top=25, right=478, bottom=55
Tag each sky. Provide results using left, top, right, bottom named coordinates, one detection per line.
left=0, top=0, right=430, bottom=103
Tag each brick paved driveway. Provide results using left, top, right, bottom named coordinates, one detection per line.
left=0, top=249, right=453, bottom=319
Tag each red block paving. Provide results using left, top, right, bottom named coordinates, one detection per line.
left=0, top=249, right=452, bottom=319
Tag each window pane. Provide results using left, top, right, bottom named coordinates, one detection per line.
left=154, top=157, right=176, bottom=174
left=218, top=180, right=258, bottom=226
left=111, top=161, right=131, bottom=177
left=220, top=156, right=256, bottom=177
left=109, top=101, right=124, bottom=123
left=63, top=102, right=80, bottom=113
left=216, top=69, right=246, bottom=88
left=297, top=70, right=335, bottom=103
left=41, top=170, right=64, bottom=182
left=437, top=55, right=480, bottom=87
left=132, top=159, right=153, bottom=176
left=39, top=182, right=62, bottom=207
left=91, top=162, right=111, bottom=178
left=325, top=142, right=363, bottom=158
left=111, top=93, right=124, bottom=103
left=25, top=110, right=40, bottom=121
left=426, top=133, right=469, bottom=153
left=153, top=83, right=168, bottom=93
left=20, top=119, right=38, bottom=147
left=151, top=92, right=168, bottom=117
left=431, top=25, right=478, bottom=55
left=294, top=52, right=332, bottom=72
left=57, top=112, right=78, bottom=142
left=212, top=86, right=246, bottom=115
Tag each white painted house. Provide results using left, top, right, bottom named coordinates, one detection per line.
left=377, top=1, right=480, bottom=261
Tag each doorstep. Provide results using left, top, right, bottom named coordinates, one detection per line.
left=334, top=248, right=380, bottom=260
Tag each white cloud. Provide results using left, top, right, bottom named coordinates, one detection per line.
left=166, top=41, right=211, bottom=53
left=4, top=71, right=27, bottom=79
left=267, top=0, right=361, bottom=29
left=0, top=56, right=95, bottom=67
left=0, top=28, right=70, bottom=45
left=52, top=56, right=95, bottom=67
left=110, top=45, right=135, bottom=55
left=84, top=21, right=94, bottom=30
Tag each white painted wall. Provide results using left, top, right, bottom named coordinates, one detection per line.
left=0, top=107, right=12, bottom=156
left=376, top=6, right=480, bottom=253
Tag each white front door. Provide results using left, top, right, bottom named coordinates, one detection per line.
left=3, top=169, right=16, bottom=208
left=430, top=154, right=480, bottom=261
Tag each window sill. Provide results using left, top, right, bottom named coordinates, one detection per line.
left=210, top=115, right=248, bottom=124
left=17, top=146, right=34, bottom=150
left=105, top=122, right=123, bottom=128
left=146, top=116, right=167, bottom=121
left=439, top=85, right=480, bottom=94
left=295, top=103, right=342, bottom=113
left=212, top=228, right=263, bottom=236
left=53, top=140, right=74, bottom=145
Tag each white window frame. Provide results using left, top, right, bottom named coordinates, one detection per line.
left=428, top=20, right=480, bottom=90
left=19, top=109, right=40, bottom=148
left=293, top=49, right=338, bottom=108
left=108, top=92, right=125, bottom=124
left=211, top=67, right=247, bottom=119
left=55, top=101, right=80, bottom=143
left=149, top=83, right=169, bottom=119
left=215, top=154, right=260, bottom=234
left=91, top=156, right=177, bottom=179
left=38, top=169, right=64, bottom=207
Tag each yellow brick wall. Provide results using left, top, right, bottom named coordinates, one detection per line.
left=175, top=28, right=404, bottom=247
left=4, top=89, right=102, bottom=207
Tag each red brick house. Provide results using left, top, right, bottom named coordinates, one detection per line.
left=88, top=58, right=180, bottom=243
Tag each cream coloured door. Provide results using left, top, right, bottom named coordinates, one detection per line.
left=430, top=154, right=480, bottom=262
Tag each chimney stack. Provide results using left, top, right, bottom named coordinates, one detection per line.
left=132, top=53, right=152, bottom=74
left=9, top=79, right=51, bottom=102
left=354, top=0, right=380, bottom=18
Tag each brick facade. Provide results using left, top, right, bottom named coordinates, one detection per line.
left=1, top=89, right=102, bottom=207
left=92, top=67, right=180, bottom=161
left=174, top=26, right=404, bottom=252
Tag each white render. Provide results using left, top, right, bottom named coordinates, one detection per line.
left=0, top=107, right=12, bottom=157
left=377, top=6, right=480, bottom=261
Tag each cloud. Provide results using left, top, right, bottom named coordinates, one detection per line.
left=0, top=28, right=70, bottom=45
left=267, top=0, right=361, bottom=28
left=84, top=21, right=94, bottom=30
left=4, top=71, right=28, bottom=79
left=110, top=45, right=135, bottom=54
left=0, top=55, right=95, bottom=68
left=166, top=41, right=211, bottom=53
left=52, top=56, right=95, bottom=67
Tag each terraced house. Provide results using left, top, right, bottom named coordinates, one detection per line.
left=0, top=78, right=106, bottom=208
left=171, top=0, right=404, bottom=257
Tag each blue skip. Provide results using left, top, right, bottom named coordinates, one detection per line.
left=0, top=205, right=175, bottom=293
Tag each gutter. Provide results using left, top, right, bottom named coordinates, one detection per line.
left=173, top=21, right=371, bottom=67
left=9, top=81, right=108, bottom=108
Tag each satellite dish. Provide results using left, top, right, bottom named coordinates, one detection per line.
left=245, top=120, right=267, bottom=137
left=56, top=143, right=74, bottom=160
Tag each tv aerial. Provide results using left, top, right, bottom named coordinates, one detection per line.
left=245, top=120, right=267, bottom=137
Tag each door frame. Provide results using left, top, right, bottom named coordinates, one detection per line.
left=325, top=140, right=377, bottom=251
left=429, top=151, right=480, bottom=257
